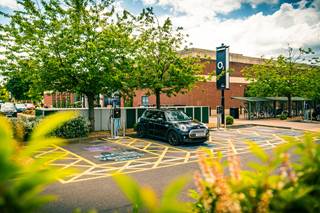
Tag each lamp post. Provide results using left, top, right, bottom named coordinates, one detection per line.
left=221, top=83, right=225, bottom=125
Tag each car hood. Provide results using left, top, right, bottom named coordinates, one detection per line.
left=171, top=120, right=206, bottom=129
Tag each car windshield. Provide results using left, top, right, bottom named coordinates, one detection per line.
left=166, top=111, right=190, bottom=121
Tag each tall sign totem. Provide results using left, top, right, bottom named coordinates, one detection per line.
left=216, top=44, right=230, bottom=124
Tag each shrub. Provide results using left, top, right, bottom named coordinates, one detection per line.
left=191, top=133, right=320, bottom=213
left=226, top=115, right=234, bottom=125
left=22, top=109, right=35, bottom=115
left=278, top=113, right=288, bottom=120
left=0, top=112, right=77, bottom=212
left=53, top=116, right=90, bottom=138
left=11, top=116, right=39, bottom=142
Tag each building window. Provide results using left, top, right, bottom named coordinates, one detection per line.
left=141, top=96, right=149, bottom=107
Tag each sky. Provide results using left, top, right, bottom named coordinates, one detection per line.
left=0, top=0, right=320, bottom=58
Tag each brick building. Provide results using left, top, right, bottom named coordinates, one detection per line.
left=43, top=48, right=263, bottom=110
left=133, top=48, right=263, bottom=111
left=43, top=92, right=81, bottom=108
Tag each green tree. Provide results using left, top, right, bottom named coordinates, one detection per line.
left=5, top=72, right=30, bottom=101
left=0, top=0, right=137, bottom=131
left=302, top=54, right=320, bottom=102
left=3, top=59, right=42, bottom=102
left=135, top=9, right=203, bottom=109
left=242, top=47, right=316, bottom=117
left=0, top=84, right=9, bottom=101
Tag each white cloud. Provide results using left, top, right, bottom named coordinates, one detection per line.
left=143, top=0, right=242, bottom=18
left=162, top=2, right=320, bottom=57
left=0, top=0, right=18, bottom=10
left=142, top=0, right=279, bottom=18
left=248, top=0, right=278, bottom=8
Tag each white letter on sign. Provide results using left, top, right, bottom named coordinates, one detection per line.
left=217, top=61, right=224, bottom=70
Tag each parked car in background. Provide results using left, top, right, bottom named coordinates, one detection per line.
left=0, top=102, right=17, bottom=117
left=136, top=109, right=209, bottom=146
left=25, top=103, right=35, bottom=110
left=16, top=103, right=27, bottom=113
left=312, top=105, right=320, bottom=121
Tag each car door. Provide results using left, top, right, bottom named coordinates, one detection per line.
left=153, top=111, right=169, bottom=139
left=140, top=110, right=154, bottom=136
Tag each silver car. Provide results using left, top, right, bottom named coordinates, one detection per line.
left=0, top=102, right=17, bottom=117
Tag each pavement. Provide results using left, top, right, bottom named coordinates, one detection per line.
left=38, top=124, right=314, bottom=213
left=209, top=116, right=320, bottom=132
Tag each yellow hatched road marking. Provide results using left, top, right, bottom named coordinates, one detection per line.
left=34, top=127, right=301, bottom=184
left=152, top=147, right=169, bottom=168
left=53, top=144, right=96, bottom=166
left=34, top=148, right=59, bottom=158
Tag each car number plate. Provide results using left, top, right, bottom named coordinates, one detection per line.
left=195, top=133, right=205, bottom=137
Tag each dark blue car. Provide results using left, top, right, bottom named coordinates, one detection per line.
left=136, top=109, right=209, bottom=146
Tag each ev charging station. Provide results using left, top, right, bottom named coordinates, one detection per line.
left=109, top=94, right=125, bottom=139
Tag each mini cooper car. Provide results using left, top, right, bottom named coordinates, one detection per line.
left=136, top=109, right=209, bottom=145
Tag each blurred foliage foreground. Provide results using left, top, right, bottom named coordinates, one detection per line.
left=114, top=133, right=320, bottom=213
left=0, top=112, right=78, bottom=213
left=0, top=112, right=319, bottom=213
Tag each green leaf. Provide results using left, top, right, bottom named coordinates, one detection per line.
left=246, top=142, right=269, bottom=162
left=161, top=175, right=190, bottom=204
left=112, top=174, right=143, bottom=210
left=0, top=115, right=14, bottom=157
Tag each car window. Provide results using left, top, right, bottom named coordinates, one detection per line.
left=166, top=110, right=190, bottom=121
left=151, top=111, right=159, bottom=120
left=144, top=111, right=153, bottom=119
left=158, top=112, right=166, bottom=120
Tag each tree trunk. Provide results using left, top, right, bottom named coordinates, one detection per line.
left=155, top=89, right=161, bottom=109
left=288, top=94, right=292, bottom=118
left=87, top=94, right=95, bottom=132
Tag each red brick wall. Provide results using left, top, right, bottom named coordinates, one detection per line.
left=43, top=92, right=76, bottom=107
left=133, top=82, right=246, bottom=109
left=43, top=94, right=53, bottom=107
left=202, top=59, right=252, bottom=77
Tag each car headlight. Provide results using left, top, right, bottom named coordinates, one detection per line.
left=178, top=124, right=188, bottom=132
left=200, top=122, right=208, bottom=129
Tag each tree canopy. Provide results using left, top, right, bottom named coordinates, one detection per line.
left=0, top=0, right=138, bottom=130
left=1, top=1, right=203, bottom=128
left=134, top=8, right=203, bottom=109
left=0, top=84, right=9, bottom=101
left=242, top=47, right=319, bottom=116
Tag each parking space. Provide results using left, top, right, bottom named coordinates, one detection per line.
left=34, top=125, right=306, bottom=184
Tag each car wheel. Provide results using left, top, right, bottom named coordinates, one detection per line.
left=167, top=131, right=181, bottom=146
left=136, top=126, right=144, bottom=138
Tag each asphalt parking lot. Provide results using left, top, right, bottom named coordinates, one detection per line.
left=35, top=125, right=305, bottom=184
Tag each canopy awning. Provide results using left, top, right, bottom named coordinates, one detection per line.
left=265, top=97, right=311, bottom=101
left=232, top=96, right=310, bottom=102
left=231, top=97, right=269, bottom=102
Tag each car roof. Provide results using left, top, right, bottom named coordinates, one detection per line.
left=145, top=108, right=179, bottom=112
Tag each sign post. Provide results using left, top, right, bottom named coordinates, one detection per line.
left=216, top=44, right=230, bottom=125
